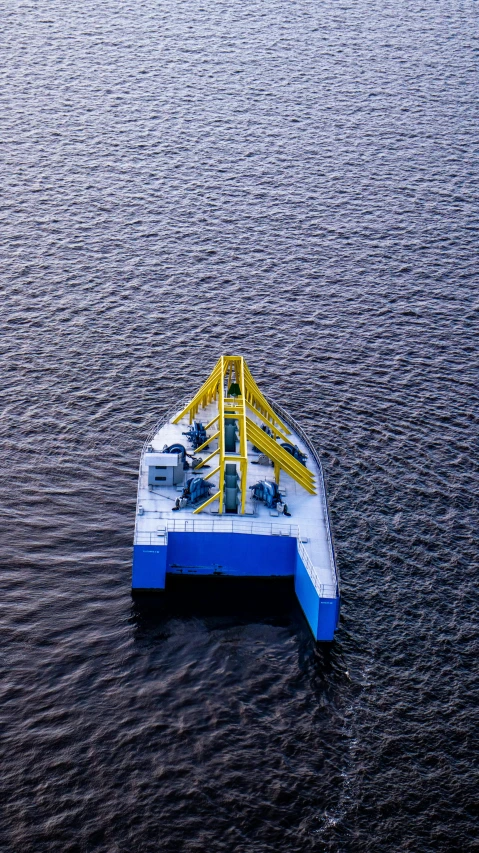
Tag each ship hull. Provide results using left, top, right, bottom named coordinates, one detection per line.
left=132, top=358, right=340, bottom=642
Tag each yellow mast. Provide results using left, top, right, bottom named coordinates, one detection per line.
left=172, top=356, right=316, bottom=514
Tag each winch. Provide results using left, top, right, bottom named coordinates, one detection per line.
left=250, top=480, right=291, bottom=515
left=280, top=442, right=307, bottom=465
left=173, top=476, right=213, bottom=510
left=183, top=421, right=208, bottom=450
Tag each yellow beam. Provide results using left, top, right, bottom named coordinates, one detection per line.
left=205, top=413, right=219, bottom=429
left=203, top=465, right=220, bottom=481
left=194, top=446, right=219, bottom=470
left=218, top=356, right=225, bottom=514
left=262, top=450, right=314, bottom=490
left=247, top=417, right=313, bottom=477
left=173, top=371, right=219, bottom=421
left=245, top=400, right=290, bottom=442
left=172, top=360, right=222, bottom=424
left=170, top=356, right=314, bottom=517
left=243, top=363, right=290, bottom=434
left=194, top=430, right=219, bottom=454
left=244, top=386, right=290, bottom=435
left=193, top=490, right=221, bottom=514
left=238, top=357, right=248, bottom=514
left=173, top=356, right=288, bottom=432
left=246, top=418, right=316, bottom=493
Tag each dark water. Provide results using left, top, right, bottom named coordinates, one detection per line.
left=1, top=1, right=478, bottom=850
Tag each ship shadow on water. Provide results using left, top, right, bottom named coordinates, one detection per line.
left=130, top=577, right=338, bottom=676
left=130, top=577, right=306, bottom=640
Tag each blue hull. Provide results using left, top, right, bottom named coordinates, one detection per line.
left=132, top=532, right=339, bottom=641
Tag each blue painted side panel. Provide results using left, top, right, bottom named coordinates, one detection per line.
left=294, top=551, right=340, bottom=641
left=316, top=596, right=341, bottom=641
left=167, top=532, right=296, bottom=576
left=294, top=551, right=320, bottom=637
left=132, top=545, right=167, bottom=589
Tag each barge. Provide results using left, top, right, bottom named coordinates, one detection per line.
left=132, top=356, right=340, bottom=641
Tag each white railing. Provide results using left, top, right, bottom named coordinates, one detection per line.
left=297, top=538, right=337, bottom=599
left=267, top=397, right=339, bottom=594
left=140, top=395, right=191, bottom=457
left=136, top=517, right=299, bottom=541
left=134, top=396, right=191, bottom=549
left=135, top=516, right=337, bottom=599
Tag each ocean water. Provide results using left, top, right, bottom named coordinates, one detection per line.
left=1, top=1, right=478, bottom=850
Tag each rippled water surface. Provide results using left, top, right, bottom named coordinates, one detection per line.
left=1, top=1, right=478, bottom=850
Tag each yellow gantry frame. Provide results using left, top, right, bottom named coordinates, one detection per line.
left=172, top=356, right=316, bottom=514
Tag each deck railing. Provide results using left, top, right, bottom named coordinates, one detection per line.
left=140, top=396, right=191, bottom=456
left=135, top=517, right=336, bottom=598
left=136, top=517, right=299, bottom=539
left=266, top=397, right=339, bottom=593
left=297, top=538, right=337, bottom=598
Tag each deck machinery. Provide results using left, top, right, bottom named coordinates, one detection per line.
left=132, top=356, right=340, bottom=641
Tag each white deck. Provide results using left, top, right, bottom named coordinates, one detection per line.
left=134, top=402, right=338, bottom=597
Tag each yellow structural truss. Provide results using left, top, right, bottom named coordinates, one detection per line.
left=172, top=356, right=316, bottom=514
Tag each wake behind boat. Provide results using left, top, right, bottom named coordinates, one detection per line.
left=132, top=356, right=340, bottom=641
